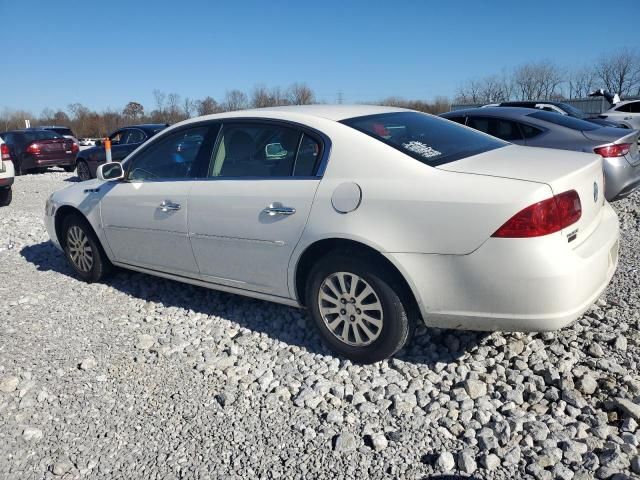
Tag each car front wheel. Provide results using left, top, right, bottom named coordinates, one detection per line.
left=306, top=252, right=415, bottom=363
left=62, top=214, right=111, bottom=282
left=0, top=187, right=12, bottom=207
left=77, top=160, right=91, bottom=181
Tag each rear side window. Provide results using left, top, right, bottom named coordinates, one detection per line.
left=207, top=123, right=322, bottom=178
left=341, top=112, right=505, bottom=166
left=444, top=116, right=466, bottom=125
left=527, top=111, right=599, bottom=131
left=520, top=123, right=544, bottom=139
left=615, top=103, right=632, bottom=112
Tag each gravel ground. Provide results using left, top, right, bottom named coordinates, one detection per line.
left=1, top=170, right=639, bottom=480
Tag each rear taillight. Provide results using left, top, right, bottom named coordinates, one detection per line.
left=492, top=190, right=582, bottom=238
left=594, top=143, right=631, bottom=158
left=71, top=142, right=79, bottom=153
left=26, top=143, right=40, bottom=154
left=0, top=143, right=10, bottom=161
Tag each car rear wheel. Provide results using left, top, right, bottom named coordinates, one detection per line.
left=14, top=160, right=25, bottom=176
left=0, top=187, right=11, bottom=207
left=62, top=214, right=112, bottom=282
left=77, top=160, right=91, bottom=181
left=306, top=251, right=415, bottom=363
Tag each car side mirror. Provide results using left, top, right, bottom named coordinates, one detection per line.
left=96, top=162, right=124, bottom=181
left=94, top=139, right=102, bottom=147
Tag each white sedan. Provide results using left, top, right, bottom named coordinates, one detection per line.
left=44, top=105, right=619, bottom=363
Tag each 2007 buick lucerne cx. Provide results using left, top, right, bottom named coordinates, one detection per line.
left=45, top=105, right=619, bottom=363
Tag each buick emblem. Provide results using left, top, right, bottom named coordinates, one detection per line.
left=593, top=182, right=599, bottom=203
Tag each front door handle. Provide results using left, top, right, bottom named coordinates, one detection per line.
left=158, top=200, right=181, bottom=212
left=263, top=204, right=296, bottom=216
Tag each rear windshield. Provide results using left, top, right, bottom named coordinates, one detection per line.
left=341, top=112, right=506, bottom=166
left=47, top=127, right=74, bottom=136
left=24, top=131, right=61, bottom=141
left=527, top=111, right=599, bottom=131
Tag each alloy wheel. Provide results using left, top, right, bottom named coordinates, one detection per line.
left=67, top=225, right=94, bottom=272
left=317, top=272, right=384, bottom=346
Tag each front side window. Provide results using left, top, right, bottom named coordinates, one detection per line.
left=629, top=101, right=640, bottom=113
left=527, top=111, right=599, bottom=131
left=127, top=129, right=146, bottom=144
left=342, top=112, right=505, bottom=166
left=615, top=103, right=632, bottom=113
left=109, top=131, right=124, bottom=144
left=208, top=123, right=301, bottom=178
left=127, top=126, right=208, bottom=181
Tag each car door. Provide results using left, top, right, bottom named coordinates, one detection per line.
left=100, top=124, right=214, bottom=276
left=188, top=121, right=326, bottom=297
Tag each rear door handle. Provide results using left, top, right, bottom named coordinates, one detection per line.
left=263, top=204, right=296, bottom=216
left=158, top=200, right=181, bottom=212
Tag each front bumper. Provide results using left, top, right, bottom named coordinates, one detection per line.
left=44, top=197, right=62, bottom=251
left=604, top=156, right=640, bottom=201
left=392, top=202, right=619, bottom=332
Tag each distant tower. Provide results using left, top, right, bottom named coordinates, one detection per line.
left=336, top=90, right=343, bottom=104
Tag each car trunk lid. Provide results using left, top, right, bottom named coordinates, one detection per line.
left=439, top=145, right=605, bottom=246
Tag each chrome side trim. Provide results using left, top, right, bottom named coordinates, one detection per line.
left=111, top=260, right=302, bottom=308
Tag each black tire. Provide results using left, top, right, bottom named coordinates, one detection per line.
left=63, top=164, right=76, bottom=173
left=14, top=160, right=25, bottom=176
left=306, top=251, right=416, bottom=363
left=0, top=187, right=11, bottom=207
left=62, top=213, right=112, bottom=282
left=76, top=160, right=91, bottom=181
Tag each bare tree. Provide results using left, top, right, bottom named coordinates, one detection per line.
left=196, top=96, right=219, bottom=116
left=224, top=89, right=248, bottom=111
left=152, top=89, right=166, bottom=117
left=287, top=82, right=315, bottom=105
left=513, top=60, right=563, bottom=100
left=567, top=67, right=596, bottom=99
left=182, top=97, right=195, bottom=118
left=251, top=85, right=273, bottom=108
left=593, top=47, right=640, bottom=96
left=166, top=93, right=183, bottom=123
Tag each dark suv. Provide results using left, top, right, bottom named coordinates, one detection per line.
left=75, top=124, right=168, bottom=180
left=0, top=129, right=78, bottom=175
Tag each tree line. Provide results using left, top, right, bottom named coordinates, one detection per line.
left=454, top=47, right=640, bottom=104
left=2, top=47, right=637, bottom=137
left=0, top=82, right=319, bottom=137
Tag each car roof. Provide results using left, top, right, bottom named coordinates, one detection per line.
left=443, top=106, right=540, bottom=119
left=177, top=105, right=411, bottom=126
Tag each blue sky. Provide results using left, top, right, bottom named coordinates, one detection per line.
left=1, top=0, right=638, bottom=113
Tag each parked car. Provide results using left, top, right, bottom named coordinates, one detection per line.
left=78, top=138, right=95, bottom=147
left=75, top=124, right=168, bottom=180
left=441, top=107, right=640, bottom=201
left=33, top=126, right=80, bottom=144
left=0, top=137, right=14, bottom=206
left=597, top=100, right=640, bottom=130
left=483, top=101, right=626, bottom=128
left=0, top=129, right=78, bottom=175
left=45, top=105, right=619, bottom=363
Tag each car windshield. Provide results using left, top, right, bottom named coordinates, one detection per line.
left=341, top=112, right=506, bottom=166
left=558, top=103, right=586, bottom=119
left=527, top=111, right=599, bottom=131
left=48, top=127, right=74, bottom=136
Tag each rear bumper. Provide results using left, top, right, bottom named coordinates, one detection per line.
left=392, top=202, right=619, bottom=331
left=604, top=156, right=640, bottom=201
left=0, top=161, right=15, bottom=187
left=24, top=156, right=75, bottom=169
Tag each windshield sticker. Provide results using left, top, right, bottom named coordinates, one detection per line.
left=402, top=141, right=442, bottom=159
